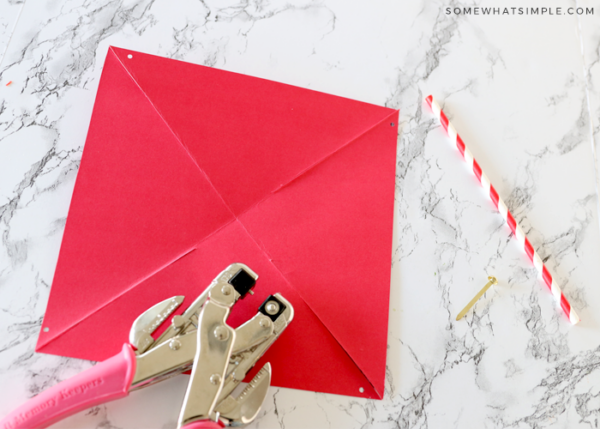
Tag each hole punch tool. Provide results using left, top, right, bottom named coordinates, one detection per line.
left=1, top=263, right=294, bottom=429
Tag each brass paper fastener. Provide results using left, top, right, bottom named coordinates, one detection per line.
left=456, top=276, right=498, bottom=321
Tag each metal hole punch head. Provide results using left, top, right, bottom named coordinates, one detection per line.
left=177, top=269, right=294, bottom=428
left=259, top=295, right=287, bottom=321
left=228, top=268, right=257, bottom=298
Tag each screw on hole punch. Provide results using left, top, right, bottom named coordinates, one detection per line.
left=213, top=325, right=230, bottom=341
left=127, top=54, right=133, bottom=59
left=259, top=317, right=272, bottom=328
left=209, top=374, right=221, bottom=385
left=456, top=276, right=498, bottom=321
left=265, top=301, right=280, bottom=315
left=43, top=327, right=49, bottom=332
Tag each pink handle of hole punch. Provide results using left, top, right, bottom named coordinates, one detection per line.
left=181, top=420, right=224, bottom=429
left=0, top=344, right=136, bottom=429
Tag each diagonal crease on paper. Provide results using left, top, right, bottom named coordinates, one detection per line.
left=272, top=110, right=399, bottom=195
left=110, top=50, right=237, bottom=219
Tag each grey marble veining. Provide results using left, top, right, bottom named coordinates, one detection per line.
left=2, top=0, right=600, bottom=428
left=0, top=0, right=23, bottom=67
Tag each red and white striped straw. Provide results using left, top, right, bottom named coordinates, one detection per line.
left=426, top=95, right=580, bottom=325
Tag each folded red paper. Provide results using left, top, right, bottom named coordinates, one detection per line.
left=37, top=47, right=399, bottom=399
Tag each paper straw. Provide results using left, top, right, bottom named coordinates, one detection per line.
left=426, top=95, right=580, bottom=325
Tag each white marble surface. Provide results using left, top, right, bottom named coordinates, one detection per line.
left=2, top=0, right=600, bottom=428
